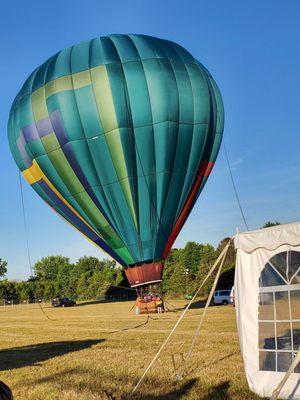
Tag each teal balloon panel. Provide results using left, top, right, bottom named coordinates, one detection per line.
left=8, top=34, right=224, bottom=269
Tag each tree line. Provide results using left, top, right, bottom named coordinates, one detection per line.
left=0, top=239, right=235, bottom=302
left=0, top=222, right=279, bottom=302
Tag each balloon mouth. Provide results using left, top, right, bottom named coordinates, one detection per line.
left=124, top=260, right=164, bottom=287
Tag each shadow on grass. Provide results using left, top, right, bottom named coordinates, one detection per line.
left=164, top=300, right=207, bottom=312
left=200, top=381, right=230, bottom=400
left=76, top=298, right=135, bottom=307
left=130, top=378, right=197, bottom=399
left=0, top=339, right=103, bottom=371
left=75, top=299, right=108, bottom=307
left=32, top=367, right=197, bottom=400
left=188, top=352, right=238, bottom=376
left=32, top=367, right=234, bottom=400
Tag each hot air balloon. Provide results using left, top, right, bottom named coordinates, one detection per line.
left=8, top=34, right=224, bottom=287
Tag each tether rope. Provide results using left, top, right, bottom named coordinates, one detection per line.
left=19, top=171, right=54, bottom=321
left=19, top=171, right=33, bottom=276
left=223, top=142, right=249, bottom=231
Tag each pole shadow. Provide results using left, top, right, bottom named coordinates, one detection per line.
left=200, top=381, right=231, bottom=400
left=129, top=378, right=197, bottom=399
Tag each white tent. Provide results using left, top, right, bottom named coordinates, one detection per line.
left=234, top=222, right=300, bottom=399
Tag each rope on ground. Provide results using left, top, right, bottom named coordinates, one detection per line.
left=162, top=298, right=179, bottom=312
left=130, top=241, right=232, bottom=395
left=110, top=314, right=151, bottom=334
left=38, top=302, right=55, bottom=321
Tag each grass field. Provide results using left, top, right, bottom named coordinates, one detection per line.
left=0, top=300, right=261, bottom=400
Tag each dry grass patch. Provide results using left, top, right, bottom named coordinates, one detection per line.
left=0, top=301, right=261, bottom=399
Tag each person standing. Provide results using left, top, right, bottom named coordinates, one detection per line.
left=156, top=296, right=163, bottom=313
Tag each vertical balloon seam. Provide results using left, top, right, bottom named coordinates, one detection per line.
left=108, top=36, right=145, bottom=265
left=161, top=79, right=218, bottom=257
left=144, top=56, right=170, bottom=261
left=151, top=38, right=193, bottom=259
left=162, top=71, right=223, bottom=256
left=144, top=40, right=180, bottom=261
left=192, top=75, right=224, bottom=206
left=120, top=35, right=169, bottom=264
left=105, top=63, right=141, bottom=254
left=108, top=35, right=150, bottom=274
left=67, top=44, right=129, bottom=249
left=156, top=36, right=196, bottom=254
left=91, top=39, right=141, bottom=262
left=86, top=65, right=137, bottom=263
left=127, top=35, right=181, bottom=263
left=165, top=40, right=198, bottom=236
left=108, top=53, right=141, bottom=240
left=168, top=44, right=210, bottom=222
left=92, top=64, right=138, bottom=232
left=88, top=39, right=140, bottom=264
left=117, top=34, right=165, bottom=265
left=149, top=36, right=181, bottom=260
left=87, top=38, right=137, bottom=258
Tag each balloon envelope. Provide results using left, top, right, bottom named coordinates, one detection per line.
left=8, top=34, right=224, bottom=286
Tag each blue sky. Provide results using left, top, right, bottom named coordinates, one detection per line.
left=1, top=1, right=300, bottom=279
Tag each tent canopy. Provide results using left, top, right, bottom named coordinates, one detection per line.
left=234, top=222, right=300, bottom=399
left=235, top=221, right=300, bottom=253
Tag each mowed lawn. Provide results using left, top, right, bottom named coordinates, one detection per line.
left=0, top=301, right=261, bottom=400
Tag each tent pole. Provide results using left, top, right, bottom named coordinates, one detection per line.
left=131, top=240, right=232, bottom=395
left=270, top=347, right=300, bottom=400
left=184, top=244, right=230, bottom=364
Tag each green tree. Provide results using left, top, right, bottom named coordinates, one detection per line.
left=34, top=256, right=70, bottom=280
left=217, top=237, right=236, bottom=290
left=0, top=259, right=8, bottom=279
left=0, top=280, right=18, bottom=301
left=262, top=221, right=280, bottom=228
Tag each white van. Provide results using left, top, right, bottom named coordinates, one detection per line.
left=213, top=288, right=234, bottom=305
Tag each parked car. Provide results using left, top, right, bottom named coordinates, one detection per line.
left=50, top=297, right=76, bottom=307
left=213, top=289, right=233, bottom=305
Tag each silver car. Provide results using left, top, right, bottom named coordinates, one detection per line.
left=213, top=289, right=233, bottom=305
